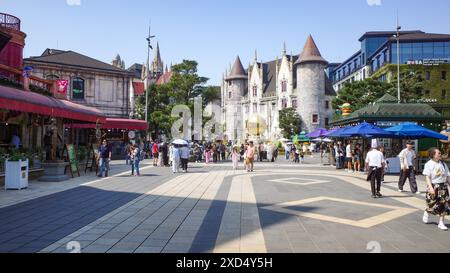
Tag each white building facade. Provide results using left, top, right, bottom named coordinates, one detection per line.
left=221, top=35, right=336, bottom=142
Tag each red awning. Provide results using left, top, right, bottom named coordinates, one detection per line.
left=0, top=85, right=106, bottom=123
left=133, top=82, right=145, bottom=96
left=66, top=118, right=148, bottom=131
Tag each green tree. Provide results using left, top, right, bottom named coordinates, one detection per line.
left=135, top=60, right=220, bottom=140
left=391, top=69, right=424, bottom=103
left=279, top=108, right=302, bottom=139
left=332, top=79, right=394, bottom=112
left=169, top=60, right=209, bottom=104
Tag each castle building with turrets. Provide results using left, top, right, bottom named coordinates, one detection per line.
left=221, top=35, right=337, bottom=141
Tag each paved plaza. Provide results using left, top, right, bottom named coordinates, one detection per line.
left=0, top=156, right=449, bottom=253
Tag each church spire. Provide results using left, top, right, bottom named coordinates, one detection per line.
left=283, top=41, right=287, bottom=56
left=152, top=41, right=164, bottom=74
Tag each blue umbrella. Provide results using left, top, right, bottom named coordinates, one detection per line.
left=343, top=122, right=395, bottom=138
left=307, top=128, right=328, bottom=138
left=326, top=126, right=352, bottom=138
left=386, top=123, right=448, bottom=140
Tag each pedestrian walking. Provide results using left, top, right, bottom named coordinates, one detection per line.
left=422, top=148, right=450, bottom=231
left=232, top=146, right=240, bottom=170
left=353, top=143, right=362, bottom=173
left=346, top=141, right=353, bottom=173
left=152, top=141, right=159, bottom=167
left=172, top=144, right=181, bottom=173
left=130, top=144, right=141, bottom=176
left=246, top=141, right=256, bottom=172
left=180, top=144, right=190, bottom=173
left=365, top=140, right=385, bottom=199
left=98, top=139, right=112, bottom=178
left=398, top=140, right=419, bottom=194
left=294, top=149, right=300, bottom=163
left=285, top=143, right=291, bottom=160
left=204, top=146, right=212, bottom=164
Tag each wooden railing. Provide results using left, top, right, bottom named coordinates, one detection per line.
left=0, top=13, right=21, bottom=31
left=0, top=63, right=54, bottom=93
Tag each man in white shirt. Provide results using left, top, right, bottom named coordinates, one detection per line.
left=398, top=141, right=419, bottom=194
left=346, top=141, right=353, bottom=173
left=365, top=140, right=385, bottom=198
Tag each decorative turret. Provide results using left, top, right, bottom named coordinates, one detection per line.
left=225, top=56, right=247, bottom=81
left=296, top=35, right=330, bottom=132
left=295, top=35, right=328, bottom=66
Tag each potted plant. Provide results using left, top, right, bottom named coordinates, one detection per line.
left=5, top=151, right=29, bottom=190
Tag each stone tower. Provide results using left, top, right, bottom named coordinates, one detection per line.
left=295, top=35, right=329, bottom=132
left=151, top=42, right=164, bottom=80
left=223, top=56, right=248, bottom=141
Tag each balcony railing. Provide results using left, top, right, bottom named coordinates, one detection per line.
left=0, top=13, right=21, bottom=31
left=0, top=63, right=54, bottom=95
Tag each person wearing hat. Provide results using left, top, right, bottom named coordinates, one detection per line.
left=398, top=140, right=419, bottom=194
left=365, top=139, right=385, bottom=198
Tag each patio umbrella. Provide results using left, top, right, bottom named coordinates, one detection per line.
left=386, top=123, right=448, bottom=140
left=172, top=139, right=188, bottom=145
left=342, top=122, right=395, bottom=138
left=312, top=138, right=333, bottom=143
left=307, top=128, right=329, bottom=138
left=326, top=127, right=352, bottom=138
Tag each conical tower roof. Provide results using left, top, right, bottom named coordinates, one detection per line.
left=225, top=56, right=248, bottom=80
left=295, top=35, right=328, bottom=65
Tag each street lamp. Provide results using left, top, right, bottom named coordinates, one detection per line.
left=145, top=21, right=156, bottom=123
left=395, top=13, right=401, bottom=104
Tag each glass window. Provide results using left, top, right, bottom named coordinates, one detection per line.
left=292, top=100, right=297, bottom=108
left=325, top=101, right=329, bottom=109
left=228, top=92, right=232, bottom=99
left=412, top=46, right=422, bottom=60
left=442, top=71, right=447, bottom=81
left=325, top=118, right=329, bottom=126
left=281, top=99, right=287, bottom=109
left=281, top=80, right=287, bottom=92
left=442, top=90, right=447, bottom=100
left=423, top=46, right=434, bottom=59
left=434, top=46, right=445, bottom=58
left=46, top=74, right=59, bottom=81
left=312, top=114, right=319, bottom=124
left=252, top=85, right=257, bottom=96
left=72, top=78, right=85, bottom=100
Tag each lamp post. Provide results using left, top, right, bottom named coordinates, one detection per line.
left=395, top=12, right=401, bottom=104
left=145, top=22, right=156, bottom=123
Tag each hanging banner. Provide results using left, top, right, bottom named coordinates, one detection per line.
left=57, top=80, right=68, bottom=95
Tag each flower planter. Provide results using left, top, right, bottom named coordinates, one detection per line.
left=5, top=159, right=29, bottom=190
left=38, top=161, right=69, bottom=182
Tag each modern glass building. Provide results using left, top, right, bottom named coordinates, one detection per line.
left=370, top=33, right=450, bottom=73
left=329, top=30, right=450, bottom=94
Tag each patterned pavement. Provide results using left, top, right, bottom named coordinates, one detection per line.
left=0, top=157, right=449, bottom=253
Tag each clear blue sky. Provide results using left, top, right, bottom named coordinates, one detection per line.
left=2, top=0, right=449, bottom=85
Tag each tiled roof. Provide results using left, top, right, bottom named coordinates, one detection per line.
left=156, top=71, right=173, bottom=85
left=24, top=49, right=130, bottom=74
left=226, top=56, right=247, bottom=80
left=358, top=30, right=424, bottom=41
left=295, top=35, right=328, bottom=65
left=132, top=82, right=145, bottom=96
left=388, top=32, right=450, bottom=42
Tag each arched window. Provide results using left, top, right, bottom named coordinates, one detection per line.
left=281, top=80, right=287, bottom=92
left=72, top=77, right=85, bottom=100
left=46, top=74, right=60, bottom=81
